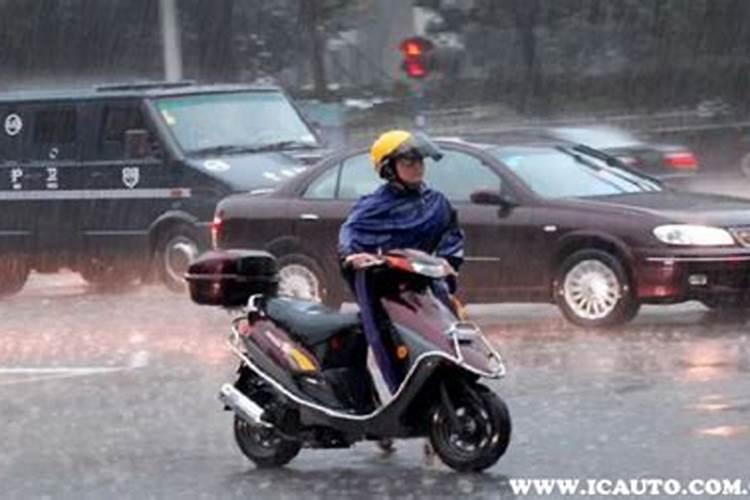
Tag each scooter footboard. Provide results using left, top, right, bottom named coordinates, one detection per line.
left=297, top=353, right=447, bottom=437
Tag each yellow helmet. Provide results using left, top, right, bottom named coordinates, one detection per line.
left=369, top=130, right=443, bottom=176
left=370, top=130, right=412, bottom=174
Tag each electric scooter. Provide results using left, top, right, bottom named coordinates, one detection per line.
left=186, top=248, right=511, bottom=472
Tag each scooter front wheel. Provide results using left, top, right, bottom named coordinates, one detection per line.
left=429, top=384, right=511, bottom=472
left=233, top=415, right=301, bottom=468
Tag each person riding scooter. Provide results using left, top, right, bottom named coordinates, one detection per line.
left=187, top=132, right=510, bottom=470
left=338, top=130, right=465, bottom=394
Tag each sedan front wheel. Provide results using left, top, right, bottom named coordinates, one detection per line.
left=554, top=249, right=639, bottom=328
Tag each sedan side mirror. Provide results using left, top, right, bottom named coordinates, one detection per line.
left=470, top=189, right=518, bottom=208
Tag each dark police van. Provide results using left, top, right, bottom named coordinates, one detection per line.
left=0, top=81, right=326, bottom=295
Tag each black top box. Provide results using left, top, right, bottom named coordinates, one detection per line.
left=185, top=249, right=278, bottom=307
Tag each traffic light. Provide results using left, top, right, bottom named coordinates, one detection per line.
left=399, top=36, right=434, bottom=79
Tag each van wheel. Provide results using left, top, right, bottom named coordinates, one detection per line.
left=155, top=225, right=200, bottom=293
left=276, top=253, right=343, bottom=309
left=554, top=249, right=638, bottom=327
left=0, top=255, right=30, bottom=297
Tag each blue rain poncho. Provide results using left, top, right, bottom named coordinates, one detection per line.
left=338, top=183, right=464, bottom=270
left=338, top=182, right=464, bottom=393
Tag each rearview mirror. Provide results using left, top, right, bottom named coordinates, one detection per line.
left=470, top=189, right=516, bottom=207
left=124, top=129, right=151, bottom=159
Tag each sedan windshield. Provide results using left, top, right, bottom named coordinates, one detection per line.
left=493, top=146, right=663, bottom=198
left=153, top=91, right=319, bottom=155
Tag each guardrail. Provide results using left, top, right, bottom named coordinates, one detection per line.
left=421, top=107, right=750, bottom=135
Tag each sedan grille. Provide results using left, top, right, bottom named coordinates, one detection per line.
left=730, top=227, right=750, bottom=247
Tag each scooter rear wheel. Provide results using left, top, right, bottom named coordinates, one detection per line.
left=233, top=415, right=301, bottom=468
left=429, top=384, right=511, bottom=472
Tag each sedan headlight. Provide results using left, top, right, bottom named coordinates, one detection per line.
left=653, top=224, right=735, bottom=246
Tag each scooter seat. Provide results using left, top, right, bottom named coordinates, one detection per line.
left=265, top=297, right=361, bottom=346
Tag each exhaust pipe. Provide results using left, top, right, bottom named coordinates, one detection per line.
left=219, top=383, right=272, bottom=428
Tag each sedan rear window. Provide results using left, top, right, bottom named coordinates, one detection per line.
left=493, top=147, right=663, bottom=198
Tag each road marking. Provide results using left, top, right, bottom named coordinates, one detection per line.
left=0, top=350, right=149, bottom=386
left=0, top=372, right=122, bottom=387
left=0, top=367, right=125, bottom=374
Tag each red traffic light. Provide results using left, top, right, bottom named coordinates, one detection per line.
left=403, top=62, right=427, bottom=79
left=399, top=37, right=433, bottom=56
left=403, top=60, right=427, bottom=78
left=402, top=40, right=425, bottom=57
left=399, top=36, right=434, bottom=79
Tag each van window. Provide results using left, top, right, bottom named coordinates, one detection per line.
left=30, top=108, right=78, bottom=160
left=102, top=107, right=144, bottom=142
left=34, top=109, right=76, bottom=144
left=99, top=106, right=151, bottom=159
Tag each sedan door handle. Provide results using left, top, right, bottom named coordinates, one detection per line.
left=299, top=213, right=320, bottom=221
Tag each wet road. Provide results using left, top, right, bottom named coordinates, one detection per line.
left=1, top=273, right=749, bottom=499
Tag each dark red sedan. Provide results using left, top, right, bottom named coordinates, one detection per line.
left=212, top=138, right=750, bottom=327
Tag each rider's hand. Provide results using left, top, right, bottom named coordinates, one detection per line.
left=344, top=253, right=382, bottom=270
left=440, top=258, right=458, bottom=276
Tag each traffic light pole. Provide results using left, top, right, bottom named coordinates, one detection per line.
left=159, top=0, right=183, bottom=82
left=414, top=82, right=427, bottom=130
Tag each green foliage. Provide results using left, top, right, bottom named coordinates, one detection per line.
left=443, top=0, right=750, bottom=112
left=2, top=0, right=750, bottom=112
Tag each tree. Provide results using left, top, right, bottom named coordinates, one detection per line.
left=468, top=0, right=545, bottom=111
left=295, top=0, right=371, bottom=99
left=298, top=0, right=332, bottom=99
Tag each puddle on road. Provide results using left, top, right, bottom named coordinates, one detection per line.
left=675, top=339, right=749, bottom=383
left=695, top=425, right=749, bottom=438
